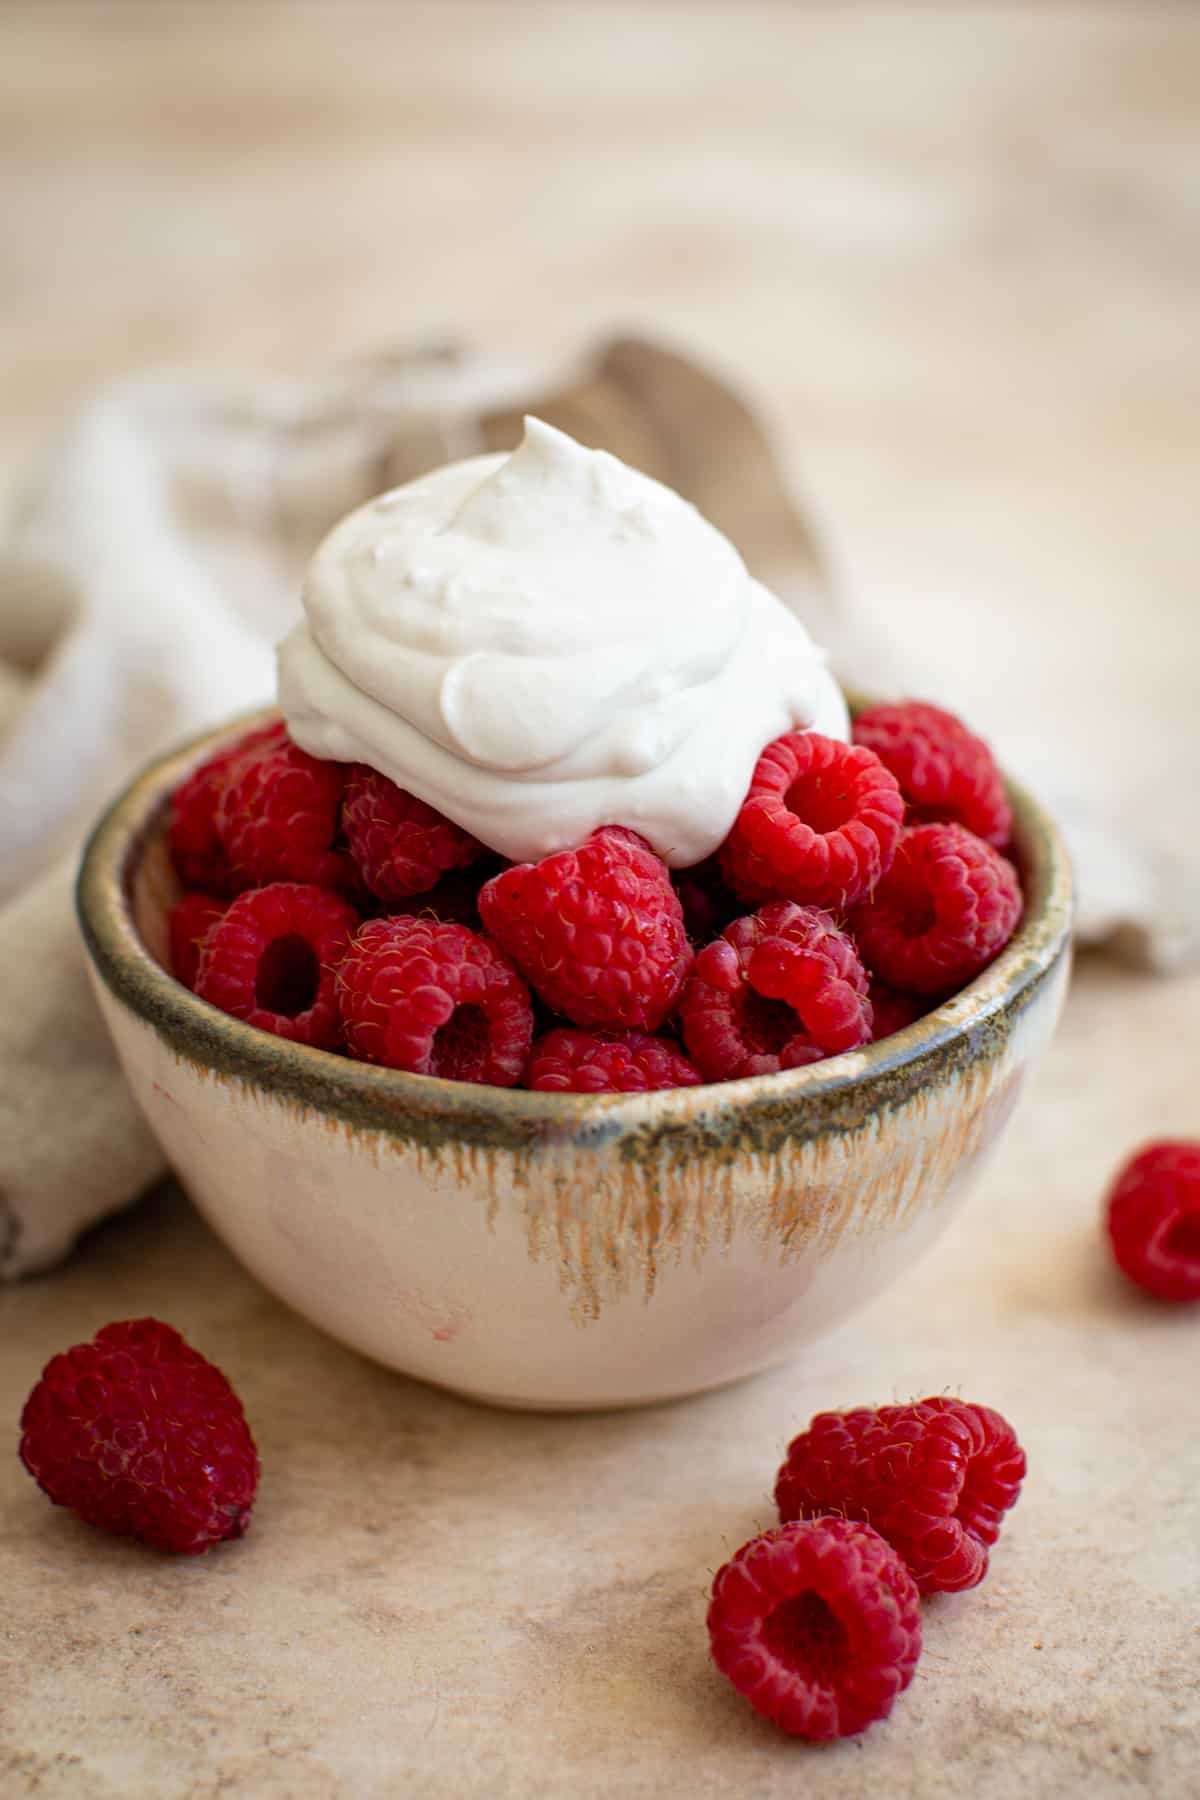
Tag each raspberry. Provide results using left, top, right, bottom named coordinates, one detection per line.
left=719, top=732, right=904, bottom=910
left=216, top=729, right=356, bottom=891
left=19, top=1319, right=259, bottom=1555
left=678, top=902, right=871, bottom=1081
left=342, top=765, right=484, bottom=902
left=168, top=892, right=225, bottom=990
left=478, top=827, right=692, bottom=1032
left=775, top=1397, right=1026, bottom=1594
left=528, top=1027, right=703, bottom=1094
left=853, top=700, right=1012, bottom=848
left=707, top=1519, right=921, bottom=1740
left=1105, top=1141, right=1200, bottom=1303
left=867, top=978, right=926, bottom=1043
left=167, top=720, right=284, bottom=893
left=851, top=823, right=1022, bottom=995
left=337, top=916, right=533, bottom=1084
left=195, top=881, right=359, bottom=1048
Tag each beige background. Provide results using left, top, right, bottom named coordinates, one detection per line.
left=2, top=5, right=1198, bottom=1796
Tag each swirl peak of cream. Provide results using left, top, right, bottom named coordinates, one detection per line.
left=278, top=418, right=847, bottom=867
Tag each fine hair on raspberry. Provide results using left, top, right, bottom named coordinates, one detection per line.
left=718, top=731, right=904, bottom=911
left=707, top=1518, right=922, bottom=1739
left=775, top=1396, right=1027, bottom=1594
left=679, top=900, right=871, bottom=1081
left=336, top=915, right=533, bottom=1084
left=19, top=1319, right=260, bottom=1555
left=195, top=881, right=360, bottom=1048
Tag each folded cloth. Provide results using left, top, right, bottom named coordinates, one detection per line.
left=0, top=336, right=1193, bottom=1278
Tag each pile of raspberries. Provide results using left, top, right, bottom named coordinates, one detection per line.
left=166, top=700, right=1023, bottom=1091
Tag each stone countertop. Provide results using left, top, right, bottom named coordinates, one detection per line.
left=2, top=5, right=1199, bottom=1795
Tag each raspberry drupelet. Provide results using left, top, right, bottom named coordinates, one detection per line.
left=718, top=731, right=904, bottom=911
left=679, top=901, right=872, bottom=1082
left=341, top=765, right=485, bottom=902
left=195, top=881, right=359, bottom=1048
left=1105, top=1140, right=1200, bottom=1303
left=215, top=728, right=357, bottom=892
left=336, top=916, right=533, bottom=1084
left=853, top=699, right=1012, bottom=848
left=168, top=892, right=226, bottom=990
left=851, top=822, right=1022, bottom=995
left=775, top=1396, right=1027, bottom=1594
left=19, top=1318, right=259, bottom=1555
left=707, top=1518, right=922, bottom=1740
left=167, top=719, right=285, bottom=894
left=478, top=827, right=692, bottom=1033
left=528, top=1028, right=703, bottom=1094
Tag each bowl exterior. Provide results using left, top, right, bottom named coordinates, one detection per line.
left=86, top=954, right=1067, bottom=1410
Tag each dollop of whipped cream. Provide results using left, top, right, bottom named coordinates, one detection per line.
left=278, top=418, right=847, bottom=868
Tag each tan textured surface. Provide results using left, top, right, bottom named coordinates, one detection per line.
left=2, top=4, right=1198, bottom=1795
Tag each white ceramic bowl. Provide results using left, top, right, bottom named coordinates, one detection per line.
left=77, top=715, right=1072, bottom=1410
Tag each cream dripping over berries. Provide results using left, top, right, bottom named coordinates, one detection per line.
left=278, top=418, right=847, bottom=868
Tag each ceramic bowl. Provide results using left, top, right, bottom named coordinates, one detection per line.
left=76, top=714, right=1073, bottom=1411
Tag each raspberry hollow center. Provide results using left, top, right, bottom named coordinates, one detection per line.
left=255, top=935, right=321, bottom=1016
left=740, top=988, right=801, bottom=1058
left=1161, top=1210, right=1200, bottom=1265
left=786, top=773, right=856, bottom=836
left=762, top=1589, right=849, bottom=1680
left=431, top=1004, right=490, bottom=1081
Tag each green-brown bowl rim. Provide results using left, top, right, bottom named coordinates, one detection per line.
left=76, top=709, right=1074, bottom=1159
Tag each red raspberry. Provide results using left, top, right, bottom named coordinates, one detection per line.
left=528, top=1027, right=703, bottom=1094
left=853, top=700, right=1012, bottom=848
left=775, top=1397, right=1026, bottom=1595
left=478, top=828, right=692, bottom=1032
left=851, top=823, right=1022, bottom=995
left=167, top=720, right=284, bottom=893
left=707, top=1519, right=921, bottom=1740
left=719, top=732, right=904, bottom=910
left=1105, top=1141, right=1200, bottom=1303
left=867, top=978, right=926, bottom=1043
left=19, top=1319, right=259, bottom=1555
left=678, top=902, right=871, bottom=1081
left=216, top=730, right=355, bottom=891
left=195, top=881, right=359, bottom=1048
left=342, top=765, right=484, bottom=902
left=168, top=892, right=225, bottom=990
left=337, top=916, right=533, bottom=1084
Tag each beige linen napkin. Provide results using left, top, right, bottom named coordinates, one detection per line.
left=0, top=336, right=1193, bottom=1279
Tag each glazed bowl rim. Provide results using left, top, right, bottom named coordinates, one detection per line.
left=76, top=709, right=1074, bottom=1154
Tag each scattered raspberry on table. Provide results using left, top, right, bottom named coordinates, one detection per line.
left=1105, top=1140, right=1200, bottom=1302
left=707, top=1518, right=922, bottom=1739
left=775, top=1396, right=1027, bottom=1594
left=19, top=1319, right=259, bottom=1555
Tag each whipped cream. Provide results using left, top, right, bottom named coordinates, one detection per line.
left=278, top=418, right=847, bottom=868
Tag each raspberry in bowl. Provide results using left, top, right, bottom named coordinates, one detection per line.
left=76, top=422, right=1073, bottom=1409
